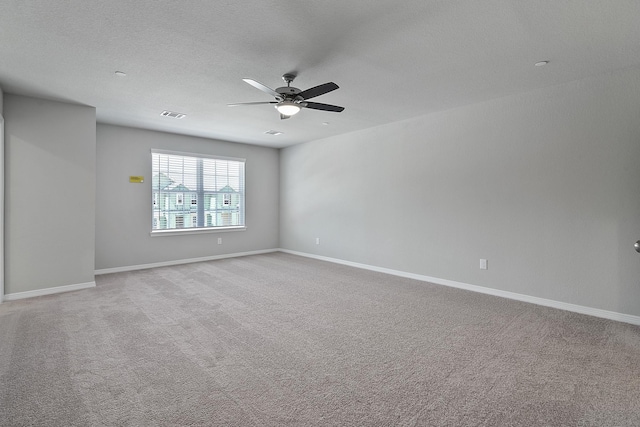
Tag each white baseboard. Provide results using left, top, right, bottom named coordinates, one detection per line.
left=11, top=249, right=638, bottom=326
left=279, top=249, right=640, bottom=327
left=4, top=281, right=96, bottom=301
left=95, top=249, right=279, bottom=275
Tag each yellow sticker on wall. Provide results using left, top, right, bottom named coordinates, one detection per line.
left=129, top=176, right=144, bottom=183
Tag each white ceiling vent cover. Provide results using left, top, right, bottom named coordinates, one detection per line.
left=160, top=111, right=186, bottom=119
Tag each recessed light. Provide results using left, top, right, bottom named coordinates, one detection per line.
left=114, top=71, right=127, bottom=77
left=534, top=61, right=549, bottom=67
left=264, top=130, right=283, bottom=136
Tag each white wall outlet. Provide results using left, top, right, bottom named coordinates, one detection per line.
left=315, top=237, right=320, bottom=245
left=217, top=237, right=222, bottom=245
left=480, top=259, right=488, bottom=270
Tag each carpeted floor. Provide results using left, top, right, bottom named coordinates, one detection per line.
left=1, top=252, right=639, bottom=426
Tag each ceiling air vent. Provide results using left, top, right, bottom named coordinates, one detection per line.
left=160, top=110, right=186, bottom=119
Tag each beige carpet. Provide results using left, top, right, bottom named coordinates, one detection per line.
left=1, top=252, right=639, bottom=426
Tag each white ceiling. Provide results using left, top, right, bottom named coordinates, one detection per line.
left=1, top=1, right=640, bottom=148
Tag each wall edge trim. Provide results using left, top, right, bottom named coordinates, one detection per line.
left=4, top=281, right=96, bottom=301
left=278, top=249, right=640, bottom=326
left=95, top=249, right=279, bottom=275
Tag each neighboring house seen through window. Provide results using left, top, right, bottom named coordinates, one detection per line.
left=151, top=150, right=245, bottom=233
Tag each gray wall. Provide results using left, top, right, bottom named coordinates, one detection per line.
left=95, top=124, right=279, bottom=270
left=4, top=94, right=96, bottom=294
left=0, top=86, right=4, bottom=301
left=280, top=66, right=640, bottom=317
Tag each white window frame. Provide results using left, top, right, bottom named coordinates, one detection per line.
left=151, top=149, right=246, bottom=236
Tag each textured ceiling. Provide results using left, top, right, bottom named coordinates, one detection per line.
left=1, top=0, right=640, bottom=148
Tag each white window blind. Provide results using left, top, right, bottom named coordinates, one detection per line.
left=151, top=150, right=245, bottom=232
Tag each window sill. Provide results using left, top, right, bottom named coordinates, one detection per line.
left=150, top=226, right=246, bottom=236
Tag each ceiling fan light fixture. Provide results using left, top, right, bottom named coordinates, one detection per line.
left=275, top=101, right=301, bottom=116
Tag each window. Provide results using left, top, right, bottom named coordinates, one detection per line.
left=221, top=212, right=232, bottom=226
left=151, top=150, right=245, bottom=233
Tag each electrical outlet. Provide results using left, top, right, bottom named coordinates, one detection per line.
left=315, top=237, right=320, bottom=245
left=480, top=259, right=488, bottom=270
left=217, top=237, right=222, bottom=245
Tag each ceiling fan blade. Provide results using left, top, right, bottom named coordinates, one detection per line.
left=242, top=78, right=281, bottom=98
left=299, top=82, right=339, bottom=100
left=303, top=101, right=345, bottom=112
left=227, top=101, right=277, bottom=107
left=280, top=114, right=291, bottom=120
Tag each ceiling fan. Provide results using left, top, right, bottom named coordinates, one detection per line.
left=228, top=73, right=344, bottom=119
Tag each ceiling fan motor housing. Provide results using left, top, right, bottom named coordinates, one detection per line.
left=275, top=86, right=303, bottom=102
left=275, top=73, right=304, bottom=102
